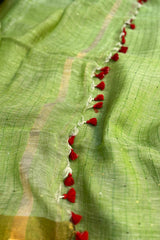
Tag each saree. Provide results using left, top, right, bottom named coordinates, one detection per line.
left=0, top=0, right=160, bottom=239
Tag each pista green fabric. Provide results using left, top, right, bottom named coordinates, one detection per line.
left=0, top=0, right=160, bottom=239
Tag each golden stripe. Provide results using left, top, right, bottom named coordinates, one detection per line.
left=2, top=216, right=74, bottom=240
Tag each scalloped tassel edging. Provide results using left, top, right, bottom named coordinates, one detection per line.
left=56, top=1, right=148, bottom=239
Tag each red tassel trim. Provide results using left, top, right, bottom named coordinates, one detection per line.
left=63, top=188, right=76, bottom=203
left=121, top=35, right=126, bottom=44
left=100, top=66, right=110, bottom=75
left=76, top=231, right=89, bottom=240
left=93, top=102, right=103, bottom=109
left=130, top=23, right=136, bottom=29
left=69, top=149, right=78, bottom=161
left=111, top=53, right=119, bottom=61
left=68, top=135, right=75, bottom=146
left=94, top=94, right=104, bottom=101
left=123, top=27, right=127, bottom=37
left=95, top=81, right=105, bottom=91
left=71, top=212, right=82, bottom=225
left=86, top=118, right=97, bottom=126
left=95, top=72, right=104, bottom=80
left=64, top=173, right=74, bottom=186
left=119, top=46, right=128, bottom=54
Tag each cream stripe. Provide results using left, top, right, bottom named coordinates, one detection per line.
left=77, top=0, right=122, bottom=58
left=9, top=58, right=74, bottom=239
left=10, top=1, right=123, bottom=237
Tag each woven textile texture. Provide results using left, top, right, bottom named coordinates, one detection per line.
left=0, top=0, right=160, bottom=239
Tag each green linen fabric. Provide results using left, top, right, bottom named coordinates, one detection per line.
left=0, top=0, right=160, bottom=239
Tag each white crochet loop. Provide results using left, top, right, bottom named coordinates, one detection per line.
left=55, top=184, right=62, bottom=203
left=91, top=81, right=95, bottom=90
left=125, top=20, right=131, bottom=25
left=68, top=144, right=72, bottom=151
left=67, top=209, right=72, bottom=215
left=135, top=9, right=139, bottom=15
left=96, top=67, right=101, bottom=71
left=91, top=73, right=95, bottom=78
left=86, top=105, right=93, bottom=110
left=78, top=116, right=85, bottom=126
left=63, top=165, right=72, bottom=179
left=71, top=126, right=79, bottom=136
left=113, top=47, right=120, bottom=52
left=116, top=42, right=122, bottom=47
left=91, top=66, right=99, bottom=77
left=69, top=148, right=72, bottom=155
left=120, top=32, right=125, bottom=38
left=78, top=120, right=86, bottom=126
left=137, top=3, right=142, bottom=9
left=86, top=96, right=94, bottom=107
left=131, top=15, right=136, bottom=20
left=121, top=23, right=126, bottom=30
left=105, top=52, right=112, bottom=63
left=59, top=195, right=64, bottom=199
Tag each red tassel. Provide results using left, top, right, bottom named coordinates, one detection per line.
left=86, top=118, right=97, bottom=126
left=119, top=46, right=128, bottom=54
left=121, top=35, right=125, bottom=44
left=68, top=135, right=75, bottom=146
left=123, top=27, right=127, bottom=37
left=71, top=212, right=82, bottom=225
left=100, top=66, right=110, bottom=75
left=130, top=23, right=136, bottom=29
left=69, top=149, right=78, bottom=161
left=95, top=81, right=105, bottom=91
left=63, top=188, right=76, bottom=203
left=138, top=0, right=143, bottom=3
left=64, top=173, right=74, bottom=186
left=111, top=53, right=119, bottom=61
left=93, top=102, right=103, bottom=109
left=143, top=0, right=147, bottom=2
left=95, top=72, right=105, bottom=80
left=76, top=231, right=89, bottom=240
left=94, top=94, right=104, bottom=101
